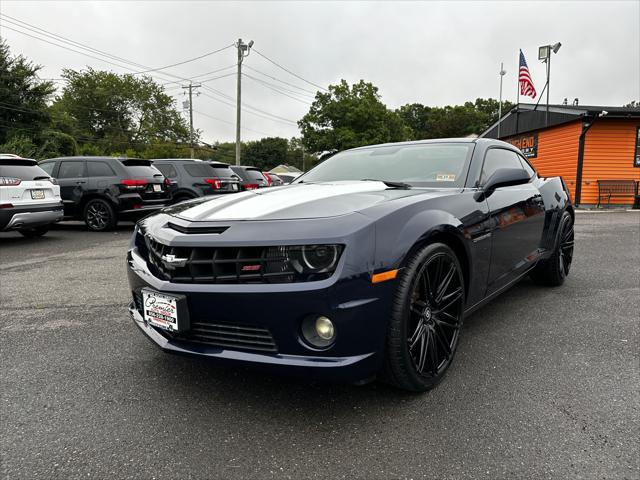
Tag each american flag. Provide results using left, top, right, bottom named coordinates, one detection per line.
left=519, top=50, right=537, bottom=98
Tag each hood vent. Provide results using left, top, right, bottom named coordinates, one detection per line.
left=167, top=222, right=229, bottom=234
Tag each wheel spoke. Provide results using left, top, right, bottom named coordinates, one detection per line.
left=434, top=314, right=458, bottom=329
left=438, top=287, right=463, bottom=312
left=417, top=330, right=428, bottom=373
left=435, top=262, right=456, bottom=304
left=408, top=321, right=424, bottom=349
left=428, top=328, right=439, bottom=375
left=433, top=324, right=451, bottom=359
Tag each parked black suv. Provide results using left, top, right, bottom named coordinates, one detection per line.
left=39, top=156, right=171, bottom=231
left=229, top=165, right=269, bottom=190
left=152, top=159, right=241, bottom=202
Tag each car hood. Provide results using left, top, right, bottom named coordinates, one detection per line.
left=166, top=181, right=453, bottom=221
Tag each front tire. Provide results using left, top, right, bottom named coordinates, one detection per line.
left=382, top=243, right=465, bottom=392
left=530, top=211, right=574, bottom=286
left=83, top=199, right=116, bottom=232
left=18, top=226, right=49, bottom=237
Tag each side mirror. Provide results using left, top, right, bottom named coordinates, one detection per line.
left=483, top=168, right=530, bottom=194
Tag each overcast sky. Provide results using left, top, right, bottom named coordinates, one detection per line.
left=1, top=1, right=638, bottom=143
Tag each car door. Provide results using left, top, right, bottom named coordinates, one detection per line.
left=482, top=147, right=546, bottom=294
left=56, top=160, right=87, bottom=216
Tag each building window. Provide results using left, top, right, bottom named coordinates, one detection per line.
left=635, top=127, right=640, bottom=167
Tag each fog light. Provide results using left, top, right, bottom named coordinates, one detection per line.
left=315, top=316, right=335, bottom=340
left=301, top=315, right=336, bottom=349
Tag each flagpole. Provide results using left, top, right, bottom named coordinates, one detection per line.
left=516, top=50, right=520, bottom=134
left=498, top=62, right=506, bottom=138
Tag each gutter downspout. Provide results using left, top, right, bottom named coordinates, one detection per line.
left=574, top=115, right=597, bottom=206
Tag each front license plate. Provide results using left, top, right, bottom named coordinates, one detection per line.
left=153, top=184, right=162, bottom=192
left=30, top=189, right=45, bottom=200
left=142, top=289, right=180, bottom=332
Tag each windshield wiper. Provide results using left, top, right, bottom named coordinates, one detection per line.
left=360, top=178, right=411, bottom=189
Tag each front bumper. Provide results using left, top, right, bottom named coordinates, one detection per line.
left=0, top=202, right=64, bottom=231
left=127, top=241, right=395, bottom=384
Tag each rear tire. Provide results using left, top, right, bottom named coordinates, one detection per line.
left=18, top=226, right=49, bottom=237
left=83, top=198, right=117, bottom=232
left=530, top=211, right=574, bottom=286
left=381, top=243, right=465, bottom=392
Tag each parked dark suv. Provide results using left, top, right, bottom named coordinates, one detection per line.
left=39, top=156, right=171, bottom=231
left=230, top=165, right=269, bottom=190
left=152, top=159, right=241, bottom=203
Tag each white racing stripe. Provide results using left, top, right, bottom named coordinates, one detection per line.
left=177, top=181, right=390, bottom=221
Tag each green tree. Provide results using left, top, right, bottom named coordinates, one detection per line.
left=299, top=79, right=410, bottom=153
left=0, top=40, right=55, bottom=146
left=52, top=68, right=191, bottom=155
left=243, top=137, right=289, bottom=171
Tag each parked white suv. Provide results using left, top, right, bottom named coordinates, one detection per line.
left=0, top=156, right=63, bottom=237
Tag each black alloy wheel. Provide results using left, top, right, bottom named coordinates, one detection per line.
left=530, top=210, right=574, bottom=286
left=383, top=243, right=465, bottom=392
left=83, top=199, right=116, bottom=232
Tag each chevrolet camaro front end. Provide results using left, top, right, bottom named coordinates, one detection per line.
left=128, top=139, right=574, bottom=391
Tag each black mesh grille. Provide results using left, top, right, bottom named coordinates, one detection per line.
left=136, top=233, right=339, bottom=284
left=132, top=291, right=278, bottom=353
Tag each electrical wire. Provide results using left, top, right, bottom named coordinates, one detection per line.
left=252, top=49, right=327, bottom=92
left=243, top=73, right=312, bottom=105
left=242, top=64, right=317, bottom=95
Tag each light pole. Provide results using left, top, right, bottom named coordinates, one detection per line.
left=538, top=42, right=562, bottom=127
left=235, top=38, right=254, bottom=166
left=498, top=62, right=506, bottom=138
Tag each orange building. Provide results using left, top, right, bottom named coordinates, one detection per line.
left=482, top=103, right=640, bottom=207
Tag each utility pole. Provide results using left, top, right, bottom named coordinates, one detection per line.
left=235, top=38, right=254, bottom=165
left=498, top=62, right=506, bottom=138
left=182, top=82, right=201, bottom=158
left=301, top=144, right=305, bottom=172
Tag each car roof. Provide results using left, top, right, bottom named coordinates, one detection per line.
left=345, top=137, right=519, bottom=153
left=151, top=158, right=203, bottom=163
left=42, top=156, right=139, bottom=162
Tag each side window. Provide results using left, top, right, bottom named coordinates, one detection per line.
left=87, top=161, right=116, bottom=177
left=58, top=161, right=86, bottom=179
left=480, top=149, right=524, bottom=184
left=156, top=164, right=178, bottom=178
left=519, top=156, right=536, bottom=178
left=39, top=162, right=55, bottom=176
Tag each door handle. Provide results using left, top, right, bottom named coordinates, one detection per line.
left=75, top=180, right=86, bottom=184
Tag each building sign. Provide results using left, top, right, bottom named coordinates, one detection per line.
left=505, top=133, right=538, bottom=158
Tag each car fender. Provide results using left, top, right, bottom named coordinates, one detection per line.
left=373, top=206, right=468, bottom=271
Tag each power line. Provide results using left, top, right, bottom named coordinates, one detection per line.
left=252, top=48, right=327, bottom=92
left=192, top=109, right=273, bottom=136
left=243, top=73, right=312, bottom=105
left=0, top=14, right=233, bottom=81
left=199, top=90, right=298, bottom=127
left=243, top=64, right=317, bottom=95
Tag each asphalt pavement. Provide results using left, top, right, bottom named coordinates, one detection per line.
left=1, top=213, right=638, bottom=480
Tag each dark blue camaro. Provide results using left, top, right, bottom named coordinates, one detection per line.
left=127, top=138, right=574, bottom=391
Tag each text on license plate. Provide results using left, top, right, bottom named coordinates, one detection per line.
left=142, top=289, right=179, bottom=331
left=153, top=184, right=162, bottom=192
left=30, top=189, right=45, bottom=200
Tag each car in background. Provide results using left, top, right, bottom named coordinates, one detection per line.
left=39, top=156, right=171, bottom=231
left=230, top=165, right=269, bottom=190
left=152, top=159, right=241, bottom=203
left=276, top=173, right=300, bottom=184
left=263, top=172, right=284, bottom=186
left=0, top=156, right=63, bottom=237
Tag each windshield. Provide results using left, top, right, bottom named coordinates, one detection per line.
left=298, top=143, right=475, bottom=187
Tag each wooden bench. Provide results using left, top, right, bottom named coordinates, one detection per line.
left=597, top=179, right=639, bottom=207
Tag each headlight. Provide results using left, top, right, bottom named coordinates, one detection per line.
left=300, top=245, right=339, bottom=271
left=264, top=244, right=343, bottom=282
